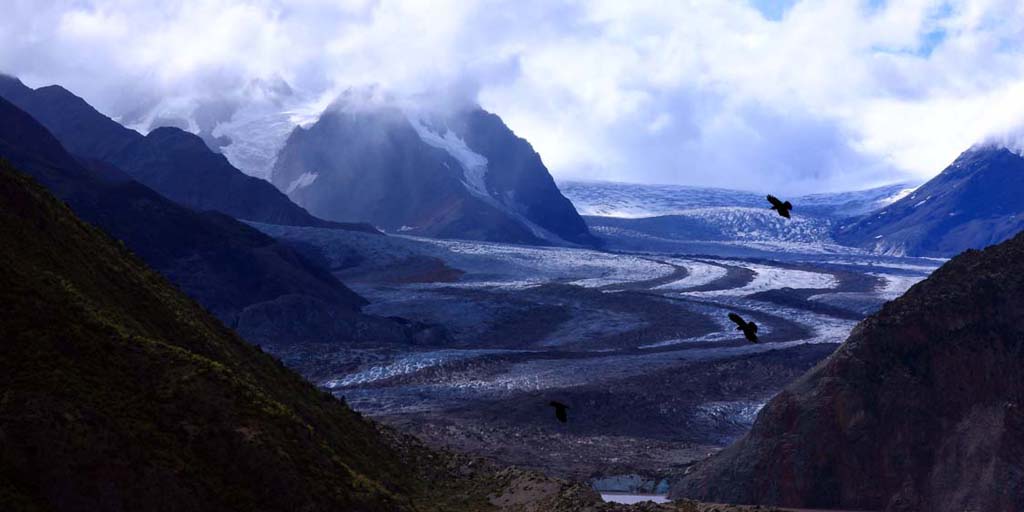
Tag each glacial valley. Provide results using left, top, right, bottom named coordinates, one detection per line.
left=253, top=221, right=940, bottom=492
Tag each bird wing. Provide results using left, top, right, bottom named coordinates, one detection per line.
left=767, top=195, right=783, bottom=208
left=728, top=313, right=746, bottom=327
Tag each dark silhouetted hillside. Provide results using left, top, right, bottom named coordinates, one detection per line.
left=672, top=230, right=1024, bottom=511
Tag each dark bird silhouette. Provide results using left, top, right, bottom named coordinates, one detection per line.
left=767, top=194, right=793, bottom=219
left=728, top=313, right=759, bottom=343
left=549, top=401, right=569, bottom=423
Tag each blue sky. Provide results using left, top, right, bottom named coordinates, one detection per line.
left=2, top=0, right=1024, bottom=194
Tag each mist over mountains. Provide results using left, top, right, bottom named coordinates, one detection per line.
left=272, top=88, right=597, bottom=246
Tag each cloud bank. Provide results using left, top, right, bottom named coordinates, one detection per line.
left=2, top=0, right=1024, bottom=193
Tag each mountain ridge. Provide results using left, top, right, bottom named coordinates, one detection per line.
left=670, top=228, right=1024, bottom=511
left=0, top=95, right=433, bottom=349
left=271, top=96, right=598, bottom=247
left=835, top=145, right=1024, bottom=256
left=0, top=74, right=374, bottom=232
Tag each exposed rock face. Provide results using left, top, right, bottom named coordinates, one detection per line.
left=835, top=145, right=1024, bottom=256
left=271, top=91, right=597, bottom=246
left=0, top=75, right=370, bottom=230
left=671, top=231, right=1024, bottom=511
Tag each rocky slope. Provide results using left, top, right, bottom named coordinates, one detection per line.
left=0, top=95, right=427, bottom=348
left=835, top=145, right=1024, bottom=256
left=271, top=89, right=597, bottom=246
left=0, top=74, right=371, bottom=230
left=670, top=230, right=1024, bottom=510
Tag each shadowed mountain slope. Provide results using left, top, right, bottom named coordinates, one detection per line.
left=0, top=74, right=373, bottom=231
left=0, top=160, right=413, bottom=511
left=0, top=96, right=433, bottom=348
left=271, top=92, right=597, bottom=246
left=671, top=230, right=1024, bottom=511
left=835, top=145, right=1024, bottom=256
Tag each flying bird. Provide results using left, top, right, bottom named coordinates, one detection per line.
left=548, top=401, right=569, bottom=423
left=728, top=313, right=759, bottom=343
left=767, top=195, right=793, bottom=219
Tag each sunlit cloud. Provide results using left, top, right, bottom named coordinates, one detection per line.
left=2, top=0, right=1023, bottom=193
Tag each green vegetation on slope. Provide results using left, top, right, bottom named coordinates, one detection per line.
left=0, top=160, right=495, bottom=511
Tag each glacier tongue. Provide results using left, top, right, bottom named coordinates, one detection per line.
left=216, top=110, right=297, bottom=180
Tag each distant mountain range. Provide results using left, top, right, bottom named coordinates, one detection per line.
left=0, top=75, right=372, bottom=231
left=270, top=89, right=598, bottom=247
left=0, top=94, right=432, bottom=349
left=561, top=180, right=917, bottom=253
left=12, top=71, right=1023, bottom=258
left=560, top=180, right=916, bottom=219
left=835, top=145, right=1024, bottom=257
left=671, top=229, right=1024, bottom=512
left=567, top=147, right=1024, bottom=258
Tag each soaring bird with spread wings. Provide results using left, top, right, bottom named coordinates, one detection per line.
left=728, top=313, right=759, bottom=343
left=767, top=195, right=793, bottom=219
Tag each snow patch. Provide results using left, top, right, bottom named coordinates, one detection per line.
left=408, top=115, right=490, bottom=199
left=870, top=272, right=928, bottom=300
left=285, top=171, right=318, bottom=193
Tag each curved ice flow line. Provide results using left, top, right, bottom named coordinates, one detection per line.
left=410, top=237, right=678, bottom=289
left=654, top=260, right=728, bottom=290
left=365, top=300, right=856, bottom=394
left=682, top=261, right=838, bottom=298
left=323, top=349, right=521, bottom=388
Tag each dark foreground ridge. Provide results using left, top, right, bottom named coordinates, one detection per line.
left=671, top=230, right=1024, bottom=510
left=0, top=161, right=408, bottom=510
left=0, top=161, right=600, bottom=511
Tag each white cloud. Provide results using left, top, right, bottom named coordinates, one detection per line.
left=2, top=0, right=1023, bottom=193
